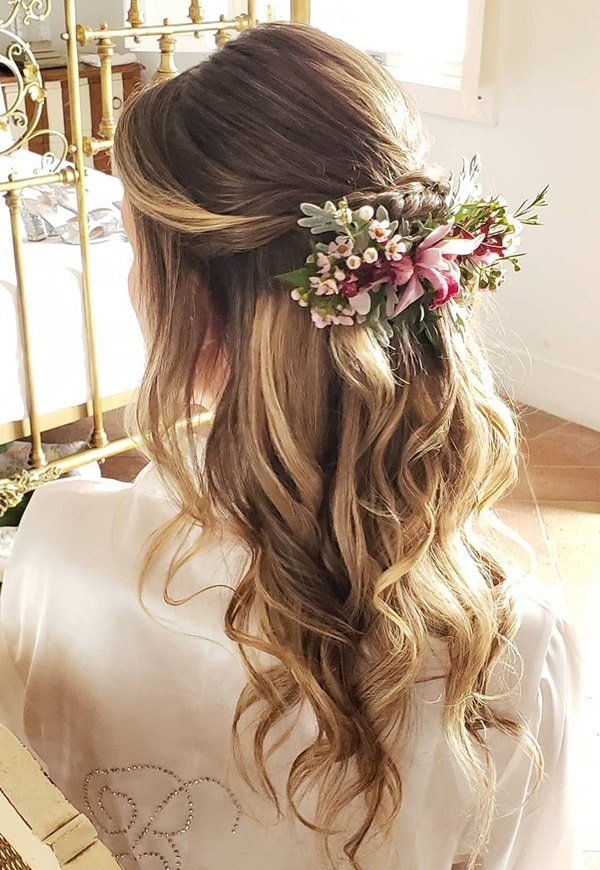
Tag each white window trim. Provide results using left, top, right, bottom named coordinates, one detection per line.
left=349, top=0, right=493, bottom=123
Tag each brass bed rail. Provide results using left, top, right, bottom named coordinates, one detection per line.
left=1, top=0, right=309, bottom=516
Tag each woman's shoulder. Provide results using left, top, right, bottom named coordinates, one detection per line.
left=511, top=579, right=578, bottom=659
left=5, top=464, right=178, bottom=592
left=16, top=463, right=171, bottom=533
left=495, top=578, right=581, bottom=713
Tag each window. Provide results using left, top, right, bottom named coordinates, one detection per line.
left=305, top=0, right=490, bottom=121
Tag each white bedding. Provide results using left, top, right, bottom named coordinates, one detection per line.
left=0, top=152, right=145, bottom=428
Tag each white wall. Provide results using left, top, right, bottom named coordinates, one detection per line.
left=46, top=0, right=127, bottom=53
left=423, top=0, right=600, bottom=430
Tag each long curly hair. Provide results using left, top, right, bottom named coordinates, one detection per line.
left=113, top=22, right=539, bottom=869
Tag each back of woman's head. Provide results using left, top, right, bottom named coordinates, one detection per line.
left=114, top=23, right=531, bottom=869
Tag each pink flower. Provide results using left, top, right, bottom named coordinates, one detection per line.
left=392, top=223, right=484, bottom=316
left=473, top=234, right=506, bottom=265
left=460, top=226, right=505, bottom=266
left=430, top=274, right=460, bottom=309
left=311, top=310, right=354, bottom=328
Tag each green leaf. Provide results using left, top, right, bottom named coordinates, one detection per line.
left=423, top=321, right=441, bottom=348
left=276, top=268, right=313, bottom=290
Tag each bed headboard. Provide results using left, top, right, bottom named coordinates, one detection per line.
left=0, top=0, right=314, bottom=514
left=0, top=0, right=256, bottom=514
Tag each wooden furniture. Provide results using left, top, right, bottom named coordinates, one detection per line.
left=0, top=726, right=122, bottom=868
left=0, top=62, right=143, bottom=173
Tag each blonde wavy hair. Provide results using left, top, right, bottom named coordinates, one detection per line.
left=113, top=23, right=539, bottom=869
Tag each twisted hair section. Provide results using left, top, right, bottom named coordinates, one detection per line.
left=114, top=22, right=540, bottom=869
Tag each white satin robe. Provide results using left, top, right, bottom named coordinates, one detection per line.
left=0, top=464, right=581, bottom=869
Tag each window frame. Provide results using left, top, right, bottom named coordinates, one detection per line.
left=299, top=0, right=491, bottom=122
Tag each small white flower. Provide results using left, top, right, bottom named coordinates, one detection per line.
left=328, top=235, right=354, bottom=258
left=368, top=219, right=391, bottom=241
left=335, top=207, right=353, bottom=224
left=291, top=289, right=301, bottom=301
left=316, top=278, right=338, bottom=296
left=309, top=276, right=322, bottom=287
left=357, top=205, right=374, bottom=221
left=363, top=247, right=379, bottom=264
left=346, top=254, right=362, bottom=270
left=385, top=234, right=407, bottom=261
left=334, top=268, right=346, bottom=281
left=316, top=251, right=331, bottom=273
left=311, top=311, right=329, bottom=328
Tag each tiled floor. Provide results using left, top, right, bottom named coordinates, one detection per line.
left=16, top=405, right=600, bottom=865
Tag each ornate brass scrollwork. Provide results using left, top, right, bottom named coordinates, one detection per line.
left=0, top=38, right=46, bottom=155
left=0, top=0, right=52, bottom=29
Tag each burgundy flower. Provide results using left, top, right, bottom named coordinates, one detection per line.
left=460, top=226, right=506, bottom=265
left=430, top=274, right=460, bottom=309
left=339, top=274, right=360, bottom=297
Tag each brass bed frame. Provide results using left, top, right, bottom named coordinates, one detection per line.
left=0, top=0, right=310, bottom=516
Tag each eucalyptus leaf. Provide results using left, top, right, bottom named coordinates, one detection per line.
left=299, top=203, right=323, bottom=216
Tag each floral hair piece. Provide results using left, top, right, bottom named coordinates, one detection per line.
left=278, top=156, right=547, bottom=346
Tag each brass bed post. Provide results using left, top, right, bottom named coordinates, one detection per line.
left=80, top=28, right=119, bottom=161
left=188, top=0, right=203, bottom=25
left=62, top=0, right=108, bottom=450
left=127, top=0, right=144, bottom=31
left=153, top=23, right=178, bottom=83
left=97, top=30, right=117, bottom=144
left=290, top=0, right=310, bottom=23
left=5, top=187, right=47, bottom=468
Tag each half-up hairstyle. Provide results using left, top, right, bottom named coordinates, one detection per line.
left=113, top=22, right=539, bottom=869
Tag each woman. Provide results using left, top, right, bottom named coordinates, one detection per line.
left=0, top=23, right=579, bottom=870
